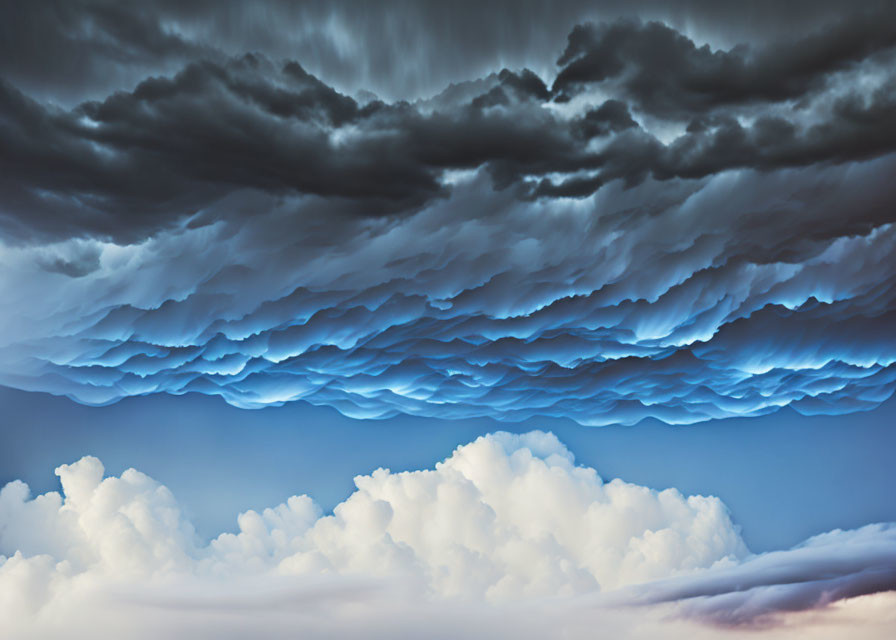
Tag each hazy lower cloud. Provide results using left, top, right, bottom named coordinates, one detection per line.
left=0, top=430, right=893, bottom=638
left=627, top=523, right=896, bottom=625
left=1, top=2, right=895, bottom=425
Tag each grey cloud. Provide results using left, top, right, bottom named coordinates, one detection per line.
left=2, top=1, right=888, bottom=105
left=536, top=82, right=896, bottom=196
left=2, top=36, right=896, bottom=243
left=35, top=242, right=102, bottom=278
left=553, top=10, right=896, bottom=117
left=628, top=523, right=896, bottom=626
left=0, top=0, right=214, bottom=104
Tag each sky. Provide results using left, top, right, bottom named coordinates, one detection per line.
left=1, top=1, right=895, bottom=638
left=4, top=385, right=896, bottom=555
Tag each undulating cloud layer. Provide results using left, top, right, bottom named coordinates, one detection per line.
left=1, top=430, right=893, bottom=639
left=1, top=2, right=895, bottom=425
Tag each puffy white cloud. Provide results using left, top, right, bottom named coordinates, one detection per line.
left=206, top=431, right=747, bottom=598
left=0, top=432, right=745, bottom=599
left=0, top=430, right=893, bottom=639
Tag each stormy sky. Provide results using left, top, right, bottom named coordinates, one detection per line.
left=1, top=2, right=895, bottom=638
left=2, top=0, right=895, bottom=425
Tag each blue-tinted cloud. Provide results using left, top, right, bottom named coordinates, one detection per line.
left=1, top=156, right=894, bottom=425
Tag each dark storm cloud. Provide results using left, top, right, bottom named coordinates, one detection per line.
left=2, top=8, right=896, bottom=243
left=0, top=0, right=212, bottom=104
left=1, top=3, right=896, bottom=426
left=552, top=11, right=896, bottom=117
left=539, top=84, right=896, bottom=196
left=0, top=55, right=582, bottom=241
left=3, top=1, right=884, bottom=105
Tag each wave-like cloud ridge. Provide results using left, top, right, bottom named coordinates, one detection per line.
left=2, top=159, right=895, bottom=425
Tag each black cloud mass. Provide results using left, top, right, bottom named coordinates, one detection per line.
left=0, top=1, right=894, bottom=425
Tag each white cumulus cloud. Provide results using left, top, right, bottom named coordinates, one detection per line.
left=1, top=430, right=893, bottom=639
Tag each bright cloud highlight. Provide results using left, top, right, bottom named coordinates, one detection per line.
left=1, top=430, right=893, bottom=638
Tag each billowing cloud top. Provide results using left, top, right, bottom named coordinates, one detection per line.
left=1, top=430, right=894, bottom=638
left=1, top=1, right=895, bottom=425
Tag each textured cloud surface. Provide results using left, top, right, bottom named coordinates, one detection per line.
left=2, top=161, right=895, bottom=424
left=629, top=523, right=896, bottom=624
left=1, top=3, right=895, bottom=426
left=1, top=430, right=893, bottom=638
